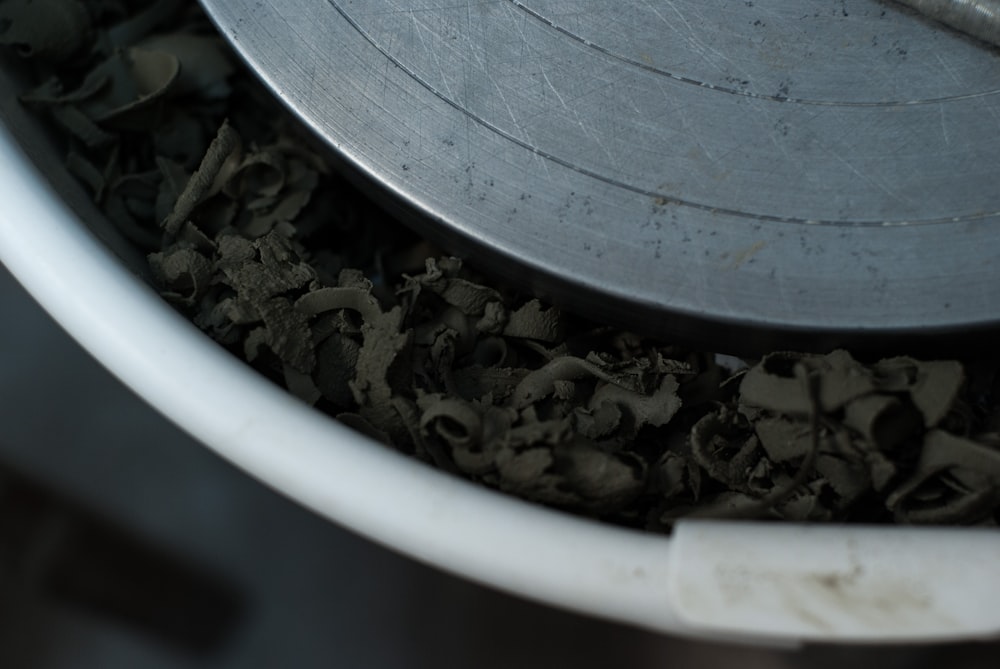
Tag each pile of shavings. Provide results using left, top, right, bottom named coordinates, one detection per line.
left=4, top=0, right=1000, bottom=529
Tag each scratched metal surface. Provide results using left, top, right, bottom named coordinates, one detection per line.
left=201, top=0, right=1000, bottom=353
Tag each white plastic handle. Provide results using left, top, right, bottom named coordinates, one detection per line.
left=667, top=521, right=1000, bottom=643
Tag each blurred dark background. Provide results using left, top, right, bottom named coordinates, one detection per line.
left=1, top=262, right=998, bottom=668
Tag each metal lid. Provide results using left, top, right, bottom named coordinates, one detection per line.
left=201, top=0, right=1000, bottom=354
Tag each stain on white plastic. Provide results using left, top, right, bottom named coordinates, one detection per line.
left=667, top=521, right=1000, bottom=642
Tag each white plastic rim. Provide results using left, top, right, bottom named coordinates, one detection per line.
left=2, top=119, right=1000, bottom=645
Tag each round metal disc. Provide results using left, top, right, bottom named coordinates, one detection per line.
left=200, top=0, right=1000, bottom=353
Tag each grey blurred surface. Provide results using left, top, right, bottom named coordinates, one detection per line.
left=1, top=262, right=999, bottom=668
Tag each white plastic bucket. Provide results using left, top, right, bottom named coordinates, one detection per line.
left=0, top=61, right=997, bottom=646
